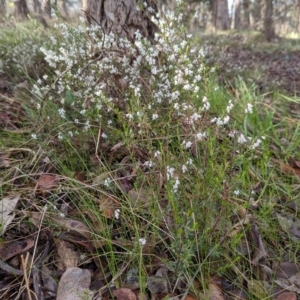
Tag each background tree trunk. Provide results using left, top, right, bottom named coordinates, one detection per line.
left=0, top=0, right=6, bottom=19
left=82, top=0, right=158, bottom=43
left=298, top=0, right=300, bottom=32
left=33, top=0, right=42, bottom=14
left=43, top=0, right=52, bottom=18
left=213, top=0, right=230, bottom=30
left=14, top=0, right=30, bottom=19
left=264, top=0, right=275, bottom=41
left=62, top=0, right=70, bottom=18
left=242, top=0, right=250, bottom=29
left=252, top=0, right=262, bottom=30
left=234, top=0, right=242, bottom=29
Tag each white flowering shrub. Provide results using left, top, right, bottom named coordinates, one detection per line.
left=27, top=7, right=268, bottom=287
left=0, top=25, right=51, bottom=78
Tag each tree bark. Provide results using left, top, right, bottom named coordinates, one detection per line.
left=297, top=0, right=300, bottom=32
left=43, top=0, right=51, bottom=18
left=213, top=0, right=230, bottom=30
left=62, top=0, right=69, bottom=18
left=264, top=0, right=275, bottom=41
left=33, top=0, right=42, bottom=14
left=234, top=0, right=242, bottom=29
left=242, top=0, right=250, bottom=29
left=82, top=0, right=158, bottom=43
left=252, top=0, right=262, bottom=30
left=0, top=0, right=6, bottom=19
left=14, top=0, right=30, bottom=19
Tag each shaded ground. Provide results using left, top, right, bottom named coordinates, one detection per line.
left=202, top=33, right=300, bottom=96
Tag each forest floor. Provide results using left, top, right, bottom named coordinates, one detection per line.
left=1, top=20, right=300, bottom=300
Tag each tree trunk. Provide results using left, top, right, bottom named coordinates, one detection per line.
left=0, top=0, right=6, bottom=19
left=213, top=0, right=230, bottom=30
left=43, top=0, right=51, bottom=18
left=252, top=0, right=262, bottom=30
left=14, top=0, right=30, bottom=19
left=297, top=0, right=300, bottom=32
left=264, top=0, right=275, bottom=41
left=33, top=0, right=42, bottom=14
left=62, top=0, right=69, bottom=18
left=82, top=0, right=158, bottom=43
left=242, top=0, right=250, bottom=29
left=234, top=0, right=242, bottom=29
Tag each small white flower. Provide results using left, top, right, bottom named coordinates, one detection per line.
left=114, top=209, right=120, bottom=220
left=229, top=130, right=236, bottom=138
left=251, top=139, right=262, bottom=150
left=223, top=115, right=230, bottom=124
left=103, top=178, right=112, bottom=187
left=237, top=134, right=247, bottom=144
left=183, top=84, right=191, bottom=91
left=101, top=132, right=107, bottom=139
left=84, top=120, right=90, bottom=131
left=187, top=158, right=193, bottom=165
left=233, top=190, right=240, bottom=196
left=126, top=113, right=133, bottom=121
left=144, top=161, right=153, bottom=168
left=226, top=100, right=234, bottom=113
left=182, top=164, right=188, bottom=173
left=174, top=103, right=180, bottom=110
left=167, top=166, right=175, bottom=180
left=196, top=132, right=207, bottom=141
left=173, top=177, right=180, bottom=193
left=154, top=151, right=161, bottom=157
left=245, top=103, right=253, bottom=114
left=182, top=140, right=193, bottom=149
left=58, top=132, right=63, bottom=140
left=139, top=238, right=146, bottom=246
left=31, top=133, right=37, bottom=140
left=152, top=113, right=159, bottom=120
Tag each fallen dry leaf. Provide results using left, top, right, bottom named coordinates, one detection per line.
left=279, top=162, right=300, bottom=178
left=147, top=275, right=168, bottom=295
left=248, top=279, right=267, bottom=298
left=274, top=276, right=300, bottom=294
left=41, top=265, right=57, bottom=298
left=0, top=239, right=34, bottom=261
left=276, top=214, right=300, bottom=242
left=53, top=238, right=80, bottom=270
left=274, top=262, right=300, bottom=279
left=113, top=288, right=136, bottom=300
left=276, top=292, right=297, bottom=300
left=250, top=223, right=268, bottom=265
left=0, top=194, right=20, bottom=235
left=37, top=174, right=60, bottom=190
left=207, top=283, right=225, bottom=300
left=99, top=195, right=120, bottom=219
left=57, top=267, right=92, bottom=300
left=0, top=152, right=10, bottom=168
left=28, top=212, right=92, bottom=240
left=184, top=296, right=198, bottom=300
left=128, top=189, right=151, bottom=206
